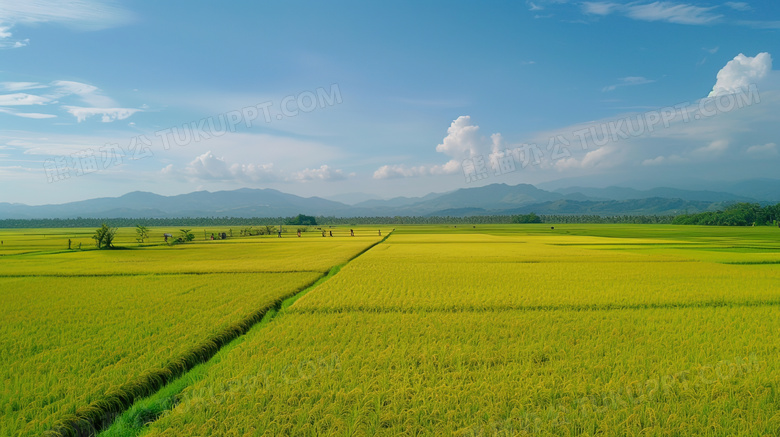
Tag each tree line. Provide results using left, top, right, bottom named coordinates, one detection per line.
left=672, top=203, right=780, bottom=226
left=1, top=203, right=778, bottom=228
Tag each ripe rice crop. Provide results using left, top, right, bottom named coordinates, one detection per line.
left=0, top=273, right=320, bottom=436
left=294, top=234, right=780, bottom=312
left=139, top=307, right=778, bottom=436
left=0, top=229, right=385, bottom=436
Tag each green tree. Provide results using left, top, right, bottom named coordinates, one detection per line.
left=176, top=229, right=195, bottom=243
left=135, top=224, right=150, bottom=243
left=512, top=213, right=542, bottom=223
left=93, top=223, right=117, bottom=249
left=286, top=214, right=317, bottom=226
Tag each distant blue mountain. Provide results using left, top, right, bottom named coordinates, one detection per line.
left=0, top=180, right=776, bottom=219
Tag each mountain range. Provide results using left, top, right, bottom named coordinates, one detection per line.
left=1, top=179, right=777, bottom=219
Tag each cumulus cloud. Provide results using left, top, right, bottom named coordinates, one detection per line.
left=582, top=2, right=722, bottom=25
left=374, top=116, right=501, bottom=179
left=171, top=151, right=279, bottom=183
left=435, top=116, right=485, bottom=159
left=168, top=151, right=348, bottom=184
left=374, top=51, right=779, bottom=184
left=709, top=52, right=772, bottom=97
left=293, top=165, right=348, bottom=182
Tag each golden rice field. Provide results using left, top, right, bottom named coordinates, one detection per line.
left=140, top=308, right=777, bottom=436
left=2, top=224, right=779, bottom=436
left=0, top=226, right=385, bottom=436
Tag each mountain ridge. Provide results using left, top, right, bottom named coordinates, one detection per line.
left=1, top=180, right=776, bottom=219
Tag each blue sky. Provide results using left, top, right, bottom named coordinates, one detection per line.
left=1, top=0, right=778, bottom=204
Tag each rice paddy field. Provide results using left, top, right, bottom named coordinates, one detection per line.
left=0, top=226, right=386, bottom=436
left=2, top=224, right=779, bottom=436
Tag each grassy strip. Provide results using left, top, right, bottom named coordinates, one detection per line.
left=96, top=231, right=393, bottom=437
left=97, top=309, right=278, bottom=437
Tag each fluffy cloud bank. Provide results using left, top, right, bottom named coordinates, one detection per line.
left=164, top=151, right=350, bottom=184
left=373, top=116, right=503, bottom=179
left=374, top=52, right=779, bottom=184
left=709, top=52, right=772, bottom=97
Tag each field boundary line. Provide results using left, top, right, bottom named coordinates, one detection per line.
left=43, top=232, right=393, bottom=437
left=290, top=298, right=780, bottom=314
left=0, top=270, right=326, bottom=278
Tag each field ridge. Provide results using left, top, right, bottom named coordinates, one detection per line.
left=290, top=298, right=780, bottom=314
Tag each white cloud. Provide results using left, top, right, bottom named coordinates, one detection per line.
left=725, top=2, right=751, bottom=11
left=693, top=139, right=730, bottom=157
left=170, top=151, right=347, bottom=184
left=0, top=82, right=46, bottom=92
left=602, top=76, right=656, bottom=92
left=373, top=164, right=430, bottom=179
left=641, top=154, right=687, bottom=166
left=186, top=151, right=233, bottom=179
left=50, top=80, right=116, bottom=107
left=582, top=2, right=619, bottom=15
left=746, top=142, right=777, bottom=157
left=0, top=25, right=26, bottom=49
left=0, top=93, right=52, bottom=105
left=0, top=0, right=132, bottom=48
left=374, top=116, right=501, bottom=179
left=582, top=2, right=722, bottom=25
left=370, top=52, right=780, bottom=185
left=627, top=2, right=721, bottom=24
left=528, top=2, right=544, bottom=11
left=293, top=165, right=348, bottom=182
left=175, top=151, right=279, bottom=183
left=0, top=0, right=133, bottom=30
left=63, top=106, right=141, bottom=123
left=555, top=144, right=624, bottom=170
left=0, top=107, right=56, bottom=119
left=435, top=116, right=485, bottom=159
left=0, top=78, right=140, bottom=122
left=709, top=52, right=772, bottom=97
left=51, top=80, right=98, bottom=96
